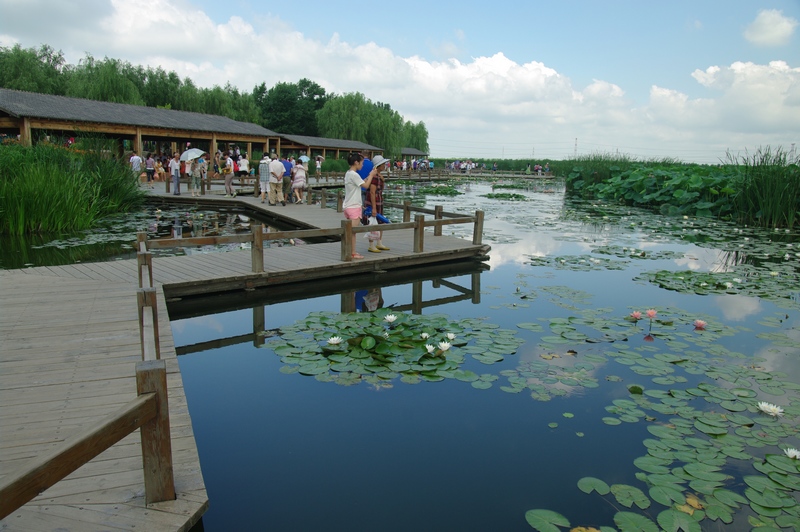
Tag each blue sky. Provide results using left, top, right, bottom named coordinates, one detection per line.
left=1, top=0, right=798, bottom=162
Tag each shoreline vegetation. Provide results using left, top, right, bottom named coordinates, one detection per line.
left=0, top=140, right=145, bottom=235
left=1, top=142, right=797, bottom=236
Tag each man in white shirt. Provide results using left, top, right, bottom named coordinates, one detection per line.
left=268, top=154, right=286, bottom=206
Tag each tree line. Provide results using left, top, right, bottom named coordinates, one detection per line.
left=0, top=44, right=429, bottom=158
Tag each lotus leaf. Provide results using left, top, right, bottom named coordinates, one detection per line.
left=524, top=509, right=570, bottom=532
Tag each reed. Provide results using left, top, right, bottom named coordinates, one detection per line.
left=0, top=141, right=145, bottom=234
left=725, top=146, right=800, bottom=229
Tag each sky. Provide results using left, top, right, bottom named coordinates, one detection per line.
left=1, top=0, right=799, bottom=163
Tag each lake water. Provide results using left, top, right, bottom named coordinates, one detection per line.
left=5, top=180, right=799, bottom=529
left=169, top=182, right=800, bottom=530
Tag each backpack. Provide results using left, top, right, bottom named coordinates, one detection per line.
left=233, top=161, right=239, bottom=173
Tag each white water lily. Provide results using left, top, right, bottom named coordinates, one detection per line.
left=758, top=401, right=784, bottom=417
left=383, top=331, right=390, bottom=339
left=732, top=278, right=742, bottom=283
left=446, top=332, right=456, bottom=341
left=384, top=314, right=397, bottom=323
left=771, top=271, right=780, bottom=276
left=785, top=448, right=800, bottom=459
left=420, top=332, right=430, bottom=339
left=725, top=282, right=734, bottom=289
left=438, top=341, right=451, bottom=351
left=327, top=336, right=343, bottom=345
left=425, top=344, right=435, bottom=353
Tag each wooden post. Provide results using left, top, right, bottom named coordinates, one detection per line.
left=137, top=288, right=161, bottom=361
left=251, top=221, right=263, bottom=272
left=336, top=189, right=343, bottom=213
left=135, top=360, right=176, bottom=505
left=134, top=127, right=142, bottom=155
left=341, top=219, right=353, bottom=261
left=403, top=201, right=411, bottom=223
left=472, top=210, right=485, bottom=245
left=19, top=117, right=32, bottom=147
left=434, top=205, right=443, bottom=236
left=320, top=188, right=327, bottom=209
left=471, top=272, right=481, bottom=304
left=341, top=290, right=356, bottom=313
left=137, top=251, right=153, bottom=288
left=413, top=214, right=425, bottom=253
left=305, top=187, right=312, bottom=205
left=412, top=281, right=423, bottom=315
left=253, top=305, right=265, bottom=347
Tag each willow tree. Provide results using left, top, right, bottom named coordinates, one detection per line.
left=65, top=54, right=144, bottom=105
left=403, top=121, right=429, bottom=154
left=0, top=44, right=67, bottom=95
left=317, top=92, right=372, bottom=145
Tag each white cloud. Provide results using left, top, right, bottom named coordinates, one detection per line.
left=1, top=0, right=798, bottom=162
left=744, top=9, right=798, bottom=47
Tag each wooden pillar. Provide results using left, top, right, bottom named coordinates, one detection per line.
left=135, top=360, right=176, bottom=505
left=403, top=201, right=411, bottom=223
left=413, top=215, right=425, bottom=253
left=412, top=281, right=423, bottom=315
left=253, top=305, right=265, bottom=347
left=336, top=189, right=343, bottom=212
left=471, top=272, right=481, bottom=304
left=19, top=117, right=32, bottom=146
left=341, top=219, right=353, bottom=261
left=434, top=205, right=443, bottom=236
left=472, top=210, right=485, bottom=245
left=251, top=221, right=263, bottom=272
left=136, top=287, right=161, bottom=361
left=341, top=291, right=356, bottom=313
left=210, top=134, right=217, bottom=158
left=134, top=127, right=142, bottom=155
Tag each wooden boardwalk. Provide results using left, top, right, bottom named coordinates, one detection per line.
left=0, top=191, right=488, bottom=530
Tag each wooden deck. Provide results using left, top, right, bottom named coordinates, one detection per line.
left=0, top=270, right=207, bottom=531
left=0, top=191, right=488, bottom=530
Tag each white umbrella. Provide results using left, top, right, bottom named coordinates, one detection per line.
left=180, top=148, right=205, bottom=161
left=299, top=155, right=310, bottom=163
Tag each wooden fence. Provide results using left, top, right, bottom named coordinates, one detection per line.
left=0, top=253, right=176, bottom=520
left=142, top=202, right=484, bottom=270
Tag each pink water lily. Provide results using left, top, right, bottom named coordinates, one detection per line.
left=644, top=334, right=655, bottom=342
left=630, top=311, right=642, bottom=321
left=645, top=309, right=657, bottom=319
left=693, top=319, right=707, bottom=331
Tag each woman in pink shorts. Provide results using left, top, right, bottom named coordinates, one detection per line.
left=343, top=152, right=376, bottom=259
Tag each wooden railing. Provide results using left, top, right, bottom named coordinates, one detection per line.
left=0, top=258, right=176, bottom=520
left=139, top=203, right=484, bottom=270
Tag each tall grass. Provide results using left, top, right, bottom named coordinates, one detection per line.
left=725, top=146, right=800, bottom=229
left=0, top=140, right=145, bottom=234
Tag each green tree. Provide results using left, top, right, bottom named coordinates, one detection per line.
left=0, top=44, right=66, bottom=94
left=403, top=120, right=429, bottom=154
left=255, top=78, right=328, bottom=135
left=65, top=54, right=144, bottom=105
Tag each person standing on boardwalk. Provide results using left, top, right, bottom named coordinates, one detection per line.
left=291, top=160, right=307, bottom=204
left=281, top=156, right=293, bottom=203
left=315, top=156, right=322, bottom=176
left=222, top=151, right=236, bottom=197
left=144, top=153, right=155, bottom=188
left=268, top=153, right=286, bottom=206
left=258, top=153, right=270, bottom=203
left=343, top=152, right=376, bottom=260
left=365, top=155, right=390, bottom=253
left=190, top=157, right=202, bottom=197
left=130, top=151, right=143, bottom=181
left=168, top=152, right=182, bottom=195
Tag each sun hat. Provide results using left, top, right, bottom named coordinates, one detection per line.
left=372, top=155, right=390, bottom=167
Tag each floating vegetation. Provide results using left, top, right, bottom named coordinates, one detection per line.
left=263, top=310, right=524, bottom=387
left=480, top=193, right=528, bottom=201
left=414, top=184, right=463, bottom=196
left=529, top=255, right=628, bottom=271
left=591, top=244, right=684, bottom=261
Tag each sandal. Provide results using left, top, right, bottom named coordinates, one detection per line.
left=352, top=253, right=364, bottom=259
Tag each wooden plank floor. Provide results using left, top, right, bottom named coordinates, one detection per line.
left=0, top=271, right=207, bottom=531
left=0, top=193, right=487, bottom=530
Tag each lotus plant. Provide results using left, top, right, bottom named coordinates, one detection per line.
left=327, top=336, right=343, bottom=345
left=384, top=314, right=397, bottom=324
left=785, top=448, right=800, bottom=459
left=438, top=341, right=451, bottom=352
left=758, top=401, right=784, bottom=417
left=693, top=319, right=707, bottom=331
